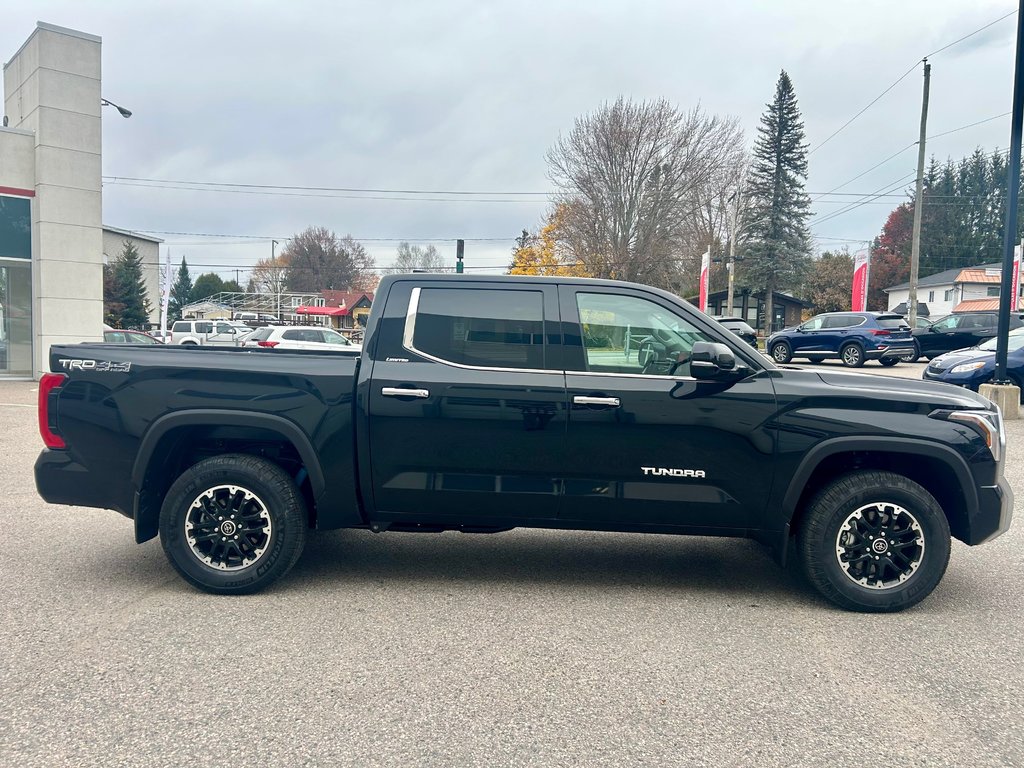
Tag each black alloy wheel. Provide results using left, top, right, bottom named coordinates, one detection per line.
left=159, top=454, right=307, bottom=594
left=798, top=470, right=951, bottom=612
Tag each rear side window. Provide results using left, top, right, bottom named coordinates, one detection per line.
left=172, top=321, right=190, bottom=333
left=410, top=288, right=544, bottom=370
left=876, top=316, right=909, bottom=329
left=283, top=329, right=322, bottom=342
left=249, top=328, right=273, bottom=341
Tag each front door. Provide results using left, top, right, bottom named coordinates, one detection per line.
left=367, top=281, right=566, bottom=524
left=558, top=285, right=777, bottom=531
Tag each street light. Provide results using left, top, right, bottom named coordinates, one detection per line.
left=100, top=98, right=132, bottom=118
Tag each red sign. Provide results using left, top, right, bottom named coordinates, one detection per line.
left=698, top=250, right=710, bottom=312
left=851, top=249, right=870, bottom=312
left=1013, top=244, right=1021, bottom=312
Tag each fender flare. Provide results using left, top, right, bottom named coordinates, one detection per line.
left=781, top=435, right=979, bottom=519
left=131, top=409, right=327, bottom=498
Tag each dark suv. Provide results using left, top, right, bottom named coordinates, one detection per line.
left=909, top=311, right=1024, bottom=362
left=768, top=311, right=914, bottom=367
left=711, top=316, right=758, bottom=347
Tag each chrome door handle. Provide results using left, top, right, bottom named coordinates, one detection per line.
left=382, top=387, right=430, bottom=399
left=573, top=395, right=620, bottom=407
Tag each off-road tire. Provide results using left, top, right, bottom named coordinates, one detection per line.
left=798, top=470, right=951, bottom=612
left=159, top=454, right=307, bottom=594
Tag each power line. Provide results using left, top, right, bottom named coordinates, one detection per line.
left=923, top=9, right=1018, bottom=58
left=811, top=172, right=918, bottom=228
left=102, top=175, right=550, bottom=196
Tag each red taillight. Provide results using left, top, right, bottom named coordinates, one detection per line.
left=257, top=340, right=279, bottom=348
left=871, top=329, right=892, bottom=336
left=38, top=372, right=67, bottom=449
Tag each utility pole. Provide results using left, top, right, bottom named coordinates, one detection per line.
left=456, top=239, right=465, bottom=274
left=272, top=239, right=280, bottom=320
left=726, top=189, right=742, bottom=316
left=994, top=0, right=1024, bottom=389
left=907, top=59, right=931, bottom=329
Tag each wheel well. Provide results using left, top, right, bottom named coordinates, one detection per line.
left=789, top=450, right=970, bottom=542
left=136, top=425, right=316, bottom=541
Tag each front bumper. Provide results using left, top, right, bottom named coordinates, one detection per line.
left=972, top=475, right=1015, bottom=544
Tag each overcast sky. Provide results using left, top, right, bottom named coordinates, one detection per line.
left=2, top=0, right=1019, bottom=283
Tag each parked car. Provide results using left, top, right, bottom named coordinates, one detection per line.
left=913, top=315, right=945, bottom=329
left=241, top=325, right=361, bottom=351
left=103, top=329, right=163, bottom=344
left=711, top=315, right=758, bottom=347
left=148, top=330, right=172, bottom=343
left=170, top=319, right=245, bottom=346
left=767, top=311, right=914, bottom=367
left=35, top=274, right=1013, bottom=612
left=909, top=311, right=1024, bottom=362
left=922, top=327, right=1024, bottom=397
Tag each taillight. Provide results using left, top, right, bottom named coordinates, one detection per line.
left=257, top=340, right=279, bottom=348
left=38, top=372, right=67, bottom=449
left=871, top=329, right=892, bottom=336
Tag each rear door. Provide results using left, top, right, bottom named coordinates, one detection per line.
left=558, top=284, right=777, bottom=530
left=367, top=280, right=566, bottom=523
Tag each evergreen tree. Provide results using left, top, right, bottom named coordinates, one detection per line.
left=741, top=71, right=812, bottom=331
left=102, top=262, right=125, bottom=327
left=169, top=257, right=193, bottom=322
left=190, top=272, right=226, bottom=303
left=110, top=240, right=151, bottom=329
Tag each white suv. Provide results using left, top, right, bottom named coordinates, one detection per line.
left=242, top=325, right=361, bottom=351
left=171, top=320, right=250, bottom=346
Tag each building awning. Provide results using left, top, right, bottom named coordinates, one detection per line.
left=952, top=297, right=1024, bottom=313
left=891, top=302, right=930, bottom=317
left=295, top=305, right=349, bottom=316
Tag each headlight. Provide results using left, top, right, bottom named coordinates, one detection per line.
left=950, top=361, right=987, bottom=374
left=942, top=409, right=1004, bottom=462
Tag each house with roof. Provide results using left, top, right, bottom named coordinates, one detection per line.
left=884, top=263, right=1022, bottom=317
left=295, top=290, right=374, bottom=330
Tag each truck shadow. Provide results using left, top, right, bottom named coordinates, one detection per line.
left=285, top=527, right=820, bottom=606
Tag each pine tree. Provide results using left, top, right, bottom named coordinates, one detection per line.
left=102, top=262, right=126, bottom=327
left=741, top=71, right=812, bottom=332
left=112, top=240, right=152, bottom=329
left=169, top=257, right=193, bottom=322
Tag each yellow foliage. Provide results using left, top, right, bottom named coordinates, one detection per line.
left=509, top=205, right=592, bottom=277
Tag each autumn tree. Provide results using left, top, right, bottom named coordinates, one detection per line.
left=283, top=226, right=375, bottom=292
left=509, top=205, right=592, bottom=276
left=805, top=250, right=854, bottom=313
left=741, top=71, right=812, bottom=331
left=250, top=255, right=289, bottom=296
left=867, top=203, right=913, bottom=310
left=392, top=242, right=446, bottom=273
left=546, top=97, right=744, bottom=291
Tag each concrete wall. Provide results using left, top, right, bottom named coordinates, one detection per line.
left=4, top=22, right=103, bottom=377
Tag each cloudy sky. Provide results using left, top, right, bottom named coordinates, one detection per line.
left=2, top=1, right=1019, bottom=283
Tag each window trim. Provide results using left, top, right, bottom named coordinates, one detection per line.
left=402, top=286, right=558, bottom=375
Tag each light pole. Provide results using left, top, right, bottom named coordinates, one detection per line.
left=100, top=98, right=132, bottom=118
left=272, top=239, right=281, bottom=321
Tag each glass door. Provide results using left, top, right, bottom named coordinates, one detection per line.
left=0, top=260, right=32, bottom=377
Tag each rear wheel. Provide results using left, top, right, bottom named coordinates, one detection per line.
left=840, top=343, right=865, bottom=368
left=798, top=470, right=950, bottom=612
left=159, top=454, right=307, bottom=594
left=878, top=357, right=899, bottom=367
left=899, top=342, right=921, bottom=363
left=770, top=342, right=792, bottom=364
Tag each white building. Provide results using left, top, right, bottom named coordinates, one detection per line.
left=884, top=263, right=1022, bottom=318
left=103, top=226, right=162, bottom=322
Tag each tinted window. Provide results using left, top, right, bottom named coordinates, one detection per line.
left=411, top=288, right=544, bottom=370
left=283, top=329, right=321, bottom=342
left=172, top=321, right=190, bottom=333
left=822, top=315, right=851, bottom=329
left=195, top=322, right=213, bottom=334
left=876, top=316, right=909, bottom=329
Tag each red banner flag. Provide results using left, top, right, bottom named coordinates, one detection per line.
left=851, top=249, right=870, bottom=312
left=1013, top=243, right=1021, bottom=312
left=698, top=250, right=710, bottom=312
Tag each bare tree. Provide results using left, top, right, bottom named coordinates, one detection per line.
left=391, top=242, right=447, bottom=273
left=546, top=97, right=745, bottom=293
left=250, top=255, right=289, bottom=295
left=282, top=226, right=375, bottom=292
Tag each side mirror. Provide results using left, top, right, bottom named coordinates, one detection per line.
left=690, top=341, right=746, bottom=381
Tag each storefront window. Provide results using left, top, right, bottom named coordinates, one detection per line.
left=0, top=194, right=33, bottom=377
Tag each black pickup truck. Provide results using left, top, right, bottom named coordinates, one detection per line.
left=35, top=275, right=1013, bottom=611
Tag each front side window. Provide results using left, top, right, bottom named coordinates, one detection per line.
left=322, top=329, right=351, bottom=345
left=195, top=322, right=213, bottom=334
left=800, top=316, right=825, bottom=331
left=172, top=321, right=189, bottom=333
left=215, top=323, right=234, bottom=334
left=409, top=287, right=545, bottom=370
left=932, top=316, right=959, bottom=331
left=574, top=292, right=710, bottom=376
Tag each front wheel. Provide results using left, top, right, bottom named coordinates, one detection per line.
left=159, top=454, right=308, bottom=594
left=770, top=342, right=792, bottom=364
left=840, top=343, right=865, bottom=367
left=798, top=470, right=951, bottom=612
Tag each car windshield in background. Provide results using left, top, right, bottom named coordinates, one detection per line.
left=978, top=329, right=1024, bottom=352
left=249, top=328, right=273, bottom=341
left=322, top=330, right=351, bottom=345
left=877, top=316, right=910, bottom=329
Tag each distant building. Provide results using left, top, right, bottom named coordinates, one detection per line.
left=884, top=264, right=1022, bottom=317
left=704, top=289, right=809, bottom=333
left=297, top=290, right=374, bottom=330
left=103, top=226, right=163, bottom=322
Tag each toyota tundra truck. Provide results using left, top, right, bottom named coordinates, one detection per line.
left=34, top=274, right=1014, bottom=611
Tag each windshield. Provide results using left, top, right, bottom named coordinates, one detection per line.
left=979, top=329, right=1024, bottom=352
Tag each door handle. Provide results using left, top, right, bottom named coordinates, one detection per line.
left=573, top=395, right=620, bottom=407
left=382, top=387, right=430, bottom=399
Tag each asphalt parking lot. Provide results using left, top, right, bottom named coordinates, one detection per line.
left=1, top=361, right=1023, bottom=767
